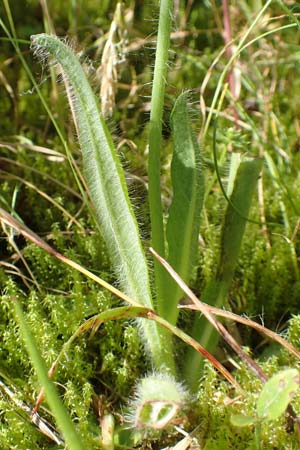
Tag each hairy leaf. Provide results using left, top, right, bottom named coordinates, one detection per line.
left=163, top=93, right=204, bottom=324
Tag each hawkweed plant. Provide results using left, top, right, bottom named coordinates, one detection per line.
left=28, top=18, right=258, bottom=432
left=29, top=0, right=200, bottom=429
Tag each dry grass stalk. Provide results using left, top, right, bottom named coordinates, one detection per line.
left=98, top=2, right=127, bottom=117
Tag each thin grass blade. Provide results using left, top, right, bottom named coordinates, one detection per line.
left=13, top=300, right=84, bottom=450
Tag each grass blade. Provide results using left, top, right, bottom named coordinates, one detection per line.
left=218, top=157, right=263, bottom=284
left=33, top=305, right=154, bottom=412
left=32, top=304, right=241, bottom=427
left=13, top=300, right=84, bottom=450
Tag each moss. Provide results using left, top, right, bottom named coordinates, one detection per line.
left=0, top=259, right=145, bottom=448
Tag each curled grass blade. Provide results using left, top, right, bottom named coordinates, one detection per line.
left=33, top=305, right=151, bottom=412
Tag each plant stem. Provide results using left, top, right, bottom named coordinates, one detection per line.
left=255, top=422, right=262, bottom=450
left=148, top=0, right=173, bottom=294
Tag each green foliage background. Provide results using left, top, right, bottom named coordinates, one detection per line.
left=1, top=1, right=300, bottom=448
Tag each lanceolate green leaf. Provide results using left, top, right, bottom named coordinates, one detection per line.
left=30, top=34, right=175, bottom=373
left=218, top=157, right=263, bottom=283
left=162, top=93, right=204, bottom=324
left=185, top=157, right=263, bottom=389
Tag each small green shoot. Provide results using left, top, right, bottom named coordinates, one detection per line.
left=257, top=369, right=299, bottom=421
left=230, top=369, right=300, bottom=450
left=231, top=368, right=299, bottom=449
